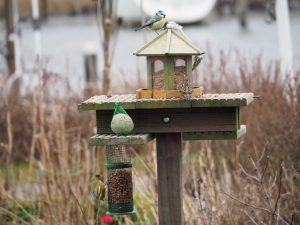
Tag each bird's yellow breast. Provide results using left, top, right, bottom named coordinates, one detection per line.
left=150, top=18, right=166, bottom=31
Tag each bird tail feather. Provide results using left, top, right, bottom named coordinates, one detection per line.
left=135, top=25, right=146, bottom=32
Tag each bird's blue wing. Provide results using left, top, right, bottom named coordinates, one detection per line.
left=134, top=15, right=161, bottom=31
left=144, top=15, right=161, bottom=26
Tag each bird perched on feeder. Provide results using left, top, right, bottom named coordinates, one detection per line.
left=192, top=55, right=204, bottom=71
left=135, top=10, right=166, bottom=34
left=90, top=174, right=106, bottom=200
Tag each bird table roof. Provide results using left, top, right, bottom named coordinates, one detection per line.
left=134, top=29, right=204, bottom=56
left=78, top=93, right=254, bottom=111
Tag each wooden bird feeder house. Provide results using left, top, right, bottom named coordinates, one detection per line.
left=79, top=28, right=255, bottom=225
left=134, top=29, right=204, bottom=99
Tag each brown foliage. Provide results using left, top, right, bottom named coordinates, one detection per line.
left=0, top=50, right=299, bottom=224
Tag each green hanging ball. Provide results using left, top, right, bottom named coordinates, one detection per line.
left=111, top=102, right=134, bottom=135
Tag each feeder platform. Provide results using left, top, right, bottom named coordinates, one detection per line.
left=79, top=92, right=255, bottom=225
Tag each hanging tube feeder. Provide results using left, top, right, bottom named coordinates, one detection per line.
left=105, top=145, right=134, bottom=215
left=88, top=133, right=155, bottom=215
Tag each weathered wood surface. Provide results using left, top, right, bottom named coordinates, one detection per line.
left=183, top=124, right=247, bottom=140
left=134, top=29, right=204, bottom=56
left=78, top=93, right=254, bottom=111
left=89, top=133, right=154, bottom=146
left=96, top=107, right=238, bottom=134
left=156, top=133, right=183, bottom=225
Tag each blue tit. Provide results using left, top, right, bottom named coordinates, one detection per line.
left=90, top=174, right=106, bottom=201
left=135, top=10, right=166, bottom=34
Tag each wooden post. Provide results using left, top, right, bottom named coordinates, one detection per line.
left=156, top=133, right=183, bottom=225
left=5, top=0, right=15, bottom=75
left=84, top=54, right=97, bottom=84
left=102, top=21, right=111, bottom=95
left=275, top=0, right=293, bottom=71
left=41, top=0, right=48, bottom=20
left=32, top=0, right=42, bottom=58
left=83, top=43, right=98, bottom=96
left=237, top=0, right=248, bottom=29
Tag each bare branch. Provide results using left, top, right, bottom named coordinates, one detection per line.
left=269, top=170, right=278, bottom=191
left=96, top=0, right=103, bottom=38
left=222, top=190, right=272, bottom=213
left=222, top=191, right=290, bottom=225
left=289, top=214, right=294, bottom=225
left=272, top=165, right=283, bottom=221
left=249, top=155, right=262, bottom=178
left=239, top=163, right=260, bottom=182
left=243, top=209, right=259, bottom=225
left=260, top=157, right=269, bottom=182
left=258, top=142, right=269, bottom=164
left=70, top=188, right=90, bottom=225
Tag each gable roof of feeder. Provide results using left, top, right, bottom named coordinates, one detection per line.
left=134, top=29, right=204, bottom=56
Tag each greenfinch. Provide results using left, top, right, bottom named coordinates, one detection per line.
left=90, top=174, right=106, bottom=201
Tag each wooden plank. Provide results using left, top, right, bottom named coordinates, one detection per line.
left=78, top=93, right=255, bottom=111
left=192, top=97, right=245, bottom=107
left=182, top=125, right=247, bottom=140
left=244, top=92, right=255, bottom=105
left=156, top=133, right=183, bottom=225
left=136, top=98, right=191, bottom=109
left=96, top=108, right=237, bottom=134
left=89, top=133, right=155, bottom=146
left=78, top=95, right=136, bottom=111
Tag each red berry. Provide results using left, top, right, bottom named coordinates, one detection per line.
left=99, top=215, right=114, bottom=224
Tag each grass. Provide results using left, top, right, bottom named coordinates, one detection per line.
left=0, top=50, right=299, bottom=224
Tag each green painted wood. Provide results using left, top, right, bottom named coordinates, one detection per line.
left=186, top=56, right=192, bottom=86
left=182, top=125, right=247, bottom=140
left=89, top=133, right=155, bottom=146
left=147, top=58, right=153, bottom=90
left=165, top=57, right=174, bottom=90
left=78, top=93, right=254, bottom=111
left=236, top=107, right=240, bottom=130
left=96, top=108, right=237, bottom=134
left=107, top=210, right=136, bottom=216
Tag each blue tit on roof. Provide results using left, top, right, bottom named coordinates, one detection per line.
left=135, top=10, right=166, bottom=34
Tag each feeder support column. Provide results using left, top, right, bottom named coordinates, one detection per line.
left=156, top=133, right=183, bottom=225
